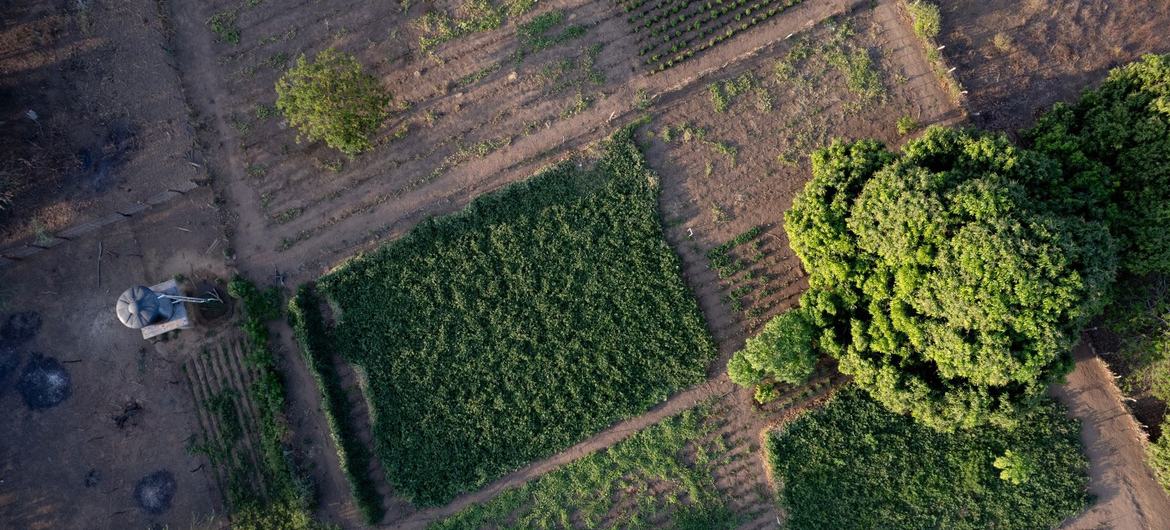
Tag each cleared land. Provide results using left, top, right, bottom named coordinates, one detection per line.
left=317, top=128, right=715, bottom=506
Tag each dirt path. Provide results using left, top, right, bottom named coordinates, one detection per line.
left=1054, top=341, right=1170, bottom=529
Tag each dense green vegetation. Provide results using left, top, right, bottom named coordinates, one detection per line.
left=727, top=307, right=817, bottom=387
left=224, top=278, right=331, bottom=530
left=318, top=126, right=715, bottom=505
left=429, top=402, right=748, bottom=530
left=767, top=388, right=1089, bottom=529
left=288, top=285, right=383, bottom=524
left=784, top=127, right=1116, bottom=430
left=1024, top=54, right=1170, bottom=276
left=275, top=49, right=390, bottom=156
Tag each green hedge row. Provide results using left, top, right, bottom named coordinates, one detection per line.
left=288, top=284, right=384, bottom=524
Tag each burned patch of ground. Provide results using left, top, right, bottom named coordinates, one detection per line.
left=134, top=470, right=176, bottom=515
left=15, top=353, right=71, bottom=409
left=1, top=311, right=42, bottom=343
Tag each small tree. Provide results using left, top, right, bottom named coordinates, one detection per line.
left=727, top=307, right=817, bottom=387
left=276, top=49, right=390, bottom=156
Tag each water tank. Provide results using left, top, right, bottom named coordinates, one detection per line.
left=116, top=286, right=174, bottom=329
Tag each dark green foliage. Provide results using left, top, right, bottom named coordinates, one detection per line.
left=429, top=403, right=740, bottom=529
left=319, top=126, right=716, bottom=505
left=785, top=127, right=1117, bottom=430
left=288, top=285, right=383, bottom=524
left=767, top=388, right=1090, bottom=530
left=225, top=278, right=323, bottom=530
left=1025, top=53, right=1170, bottom=275
left=727, top=307, right=817, bottom=387
left=516, top=9, right=586, bottom=55
left=275, top=49, right=390, bottom=156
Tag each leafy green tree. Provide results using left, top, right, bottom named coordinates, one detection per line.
left=727, top=307, right=817, bottom=387
left=275, top=49, right=390, bottom=156
left=786, top=127, right=1117, bottom=431
left=1025, top=53, right=1170, bottom=275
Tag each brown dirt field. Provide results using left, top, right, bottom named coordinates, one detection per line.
left=0, top=188, right=227, bottom=529
left=0, top=0, right=204, bottom=248
left=1053, top=341, right=1170, bottom=529
left=168, top=0, right=872, bottom=285
left=938, top=0, right=1170, bottom=132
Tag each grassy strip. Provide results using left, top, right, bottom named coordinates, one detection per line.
left=288, top=285, right=384, bottom=524
left=429, top=402, right=742, bottom=529
left=901, top=0, right=964, bottom=103
left=226, top=278, right=330, bottom=530
left=319, top=124, right=716, bottom=505
left=415, top=0, right=538, bottom=51
left=767, top=387, right=1089, bottom=529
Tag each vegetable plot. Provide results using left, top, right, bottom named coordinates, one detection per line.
left=318, top=126, right=715, bottom=506
left=620, top=0, right=806, bottom=72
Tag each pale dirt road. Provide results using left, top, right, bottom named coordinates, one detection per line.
left=1056, top=341, right=1170, bottom=530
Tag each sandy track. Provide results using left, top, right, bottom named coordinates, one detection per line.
left=1054, top=341, right=1170, bottom=530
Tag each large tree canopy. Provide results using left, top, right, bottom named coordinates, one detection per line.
left=786, top=127, right=1116, bottom=430
left=1025, top=53, right=1170, bottom=275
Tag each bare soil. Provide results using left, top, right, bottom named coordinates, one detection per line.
left=1053, top=341, right=1170, bottom=529
left=0, top=0, right=204, bottom=248
left=938, top=0, right=1170, bottom=132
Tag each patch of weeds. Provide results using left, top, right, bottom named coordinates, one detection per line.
left=315, top=157, right=345, bottom=173
left=245, top=164, right=266, bottom=179
left=517, top=10, right=587, bottom=56
left=561, top=92, right=592, bottom=118
left=229, top=113, right=252, bottom=135
left=710, top=141, right=737, bottom=166
left=896, top=115, right=919, bottom=136
left=993, top=32, right=1013, bottom=52
left=709, top=82, right=729, bottom=113
left=274, top=208, right=303, bottom=224
left=392, top=123, right=410, bottom=141
left=255, top=103, right=277, bottom=119
left=710, top=203, right=729, bottom=225
left=207, top=10, right=240, bottom=45
left=457, top=62, right=501, bottom=87
left=416, top=0, right=537, bottom=52
left=634, top=88, right=652, bottom=110
left=907, top=0, right=941, bottom=40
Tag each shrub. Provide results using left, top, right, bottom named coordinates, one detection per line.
left=785, top=127, right=1117, bottom=430
left=727, top=307, right=817, bottom=387
left=906, top=0, right=941, bottom=40
left=1024, top=53, right=1170, bottom=275
left=318, top=125, right=715, bottom=505
left=275, top=49, right=390, bottom=156
left=895, top=114, right=918, bottom=135
left=767, top=388, right=1089, bottom=529
left=993, top=449, right=1036, bottom=485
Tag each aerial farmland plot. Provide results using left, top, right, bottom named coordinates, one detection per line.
left=2, top=0, right=1170, bottom=529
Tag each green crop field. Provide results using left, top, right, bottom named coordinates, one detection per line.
left=429, top=400, right=754, bottom=530
left=318, top=126, right=716, bottom=506
left=767, top=388, right=1090, bottom=530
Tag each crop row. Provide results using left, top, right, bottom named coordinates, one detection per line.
left=615, top=0, right=805, bottom=72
